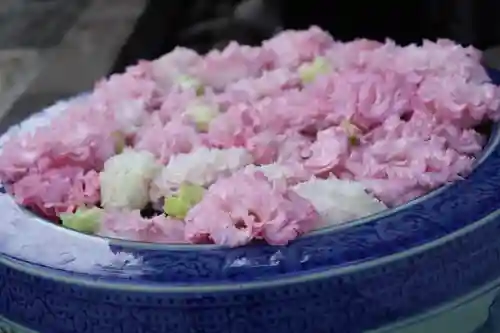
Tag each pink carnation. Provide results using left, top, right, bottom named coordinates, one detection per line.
left=392, top=40, right=490, bottom=82
left=306, top=69, right=415, bottom=130
left=151, top=47, right=202, bottom=88
left=93, top=62, right=160, bottom=111
left=134, top=116, right=202, bottom=164
left=207, top=91, right=326, bottom=149
left=207, top=103, right=258, bottom=148
left=157, top=90, right=200, bottom=123
left=185, top=171, right=319, bottom=247
left=263, top=26, right=335, bottom=68
left=345, top=134, right=475, bottom=205
left=220, top=68, right=301, bottom=104
left=413, top=76, right=500, bottom=126
left=195, top=42, right=276, bottom=90
left=304, top=127, right=351, bottom=176
left=10, top=168, right=100, bottom=218
left=245, top=131, right=281, bottom=164
left=100, top=210, right=186, bottom=243
left=0, top=103, right=117, bottom=183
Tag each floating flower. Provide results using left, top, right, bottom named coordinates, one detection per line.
left=100, top=149, right=161, bottom=210
left=151, top=47, right=202, bottom=88
left=99, top=210, right=186, bottom=243
left=11, top=168, right=101, bottom=219
left=151, top=147, right=253, bottom=200
left=243, top=163, right=311, bottom=185
left=185, top=171, right=319, bottom=247
left=304, top=127, right=351, bottom=176
left=293, top=177, right=387, bottom=227
left=134, top=116, right=202, bottom=164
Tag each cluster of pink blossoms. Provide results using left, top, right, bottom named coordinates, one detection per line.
left=0, top=27, right=498, bottom=247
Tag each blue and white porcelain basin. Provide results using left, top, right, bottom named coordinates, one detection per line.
left=0, top=68, right=499, bottom=333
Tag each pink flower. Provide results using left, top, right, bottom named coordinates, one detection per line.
left=151, top=47, right=202, bottom=88
left=304, top=127, right=350, bottom=176
left=185, top=171, right=319, bottom=247
left=195, top=42, right=276, bottom=90
left=393, top=40, right=490, bottom=83
left=207, top=91, right=327, bottom=150
left=100, top=210, right=186, bottom=243
left=245, top=131, right=280, bottom=164
left=314, top=69, right=415, bottom=130
left=11, top=168, right=100, bottom=218
left=344, top=134, right=475, bottom=206
left=134, top=117, right=202, bottom=164
left=359, top=178, right=426, bottom=206
left=260, top=189, right=320, bottom=245
left=67, top=170, right=101, bottom=209
left=207, top=103, right=258, bottom=148
left=157, top=89, right=200, bottom=123
left=323, top=39, right=385, bottom=70
left=93, top=63, right=160, bottom=111
left=276, top=131, right=314, bottom=164
left=221, top=68, right=301, bottom=103
left=263, top=26, right=334, bottom=68
left=414, top=76, right=500, bottom=126
left=0, top=102, right=117, bottom=183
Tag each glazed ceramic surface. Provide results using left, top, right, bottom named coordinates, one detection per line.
left=0, top=70, right=499, bottom=333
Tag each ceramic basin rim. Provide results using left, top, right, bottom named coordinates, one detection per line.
left=0, top=204, right=498, bottom=293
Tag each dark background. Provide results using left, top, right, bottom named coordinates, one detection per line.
left=113, top=0, right=500, bottom=73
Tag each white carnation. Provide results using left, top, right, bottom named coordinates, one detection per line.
left=100, top=149, right=161, bottom=210
left=244, top=163, right=300, bottom=182
left=151, top=147, right=253, bottom=200
left=293, top=177, right=387, bottom=228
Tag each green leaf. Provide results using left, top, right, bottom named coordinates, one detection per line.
left=163, top=196, right=191, bottom=219
left=298, top=57, right=330, bottom=83
left=60, top=207, right=102, bottom=234
left=176, top=75, right=204, bottom=95
left=185, top=104, right=220, bottom=132
left=178, top=183, right=205, bottom=205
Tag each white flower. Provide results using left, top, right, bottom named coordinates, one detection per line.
left=151, top=147, right=253, bottom=200
left=100, top=149, right=161, bottom=210
left=243, top=163, right=309, bottom=183
left=293, top=177, right=387, bottom=228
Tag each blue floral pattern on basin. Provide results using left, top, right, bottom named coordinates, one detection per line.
left=0, top=69, right=498, bottom=333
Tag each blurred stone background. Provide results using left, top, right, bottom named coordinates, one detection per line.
left=0, top=0, right=145, bottom=132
